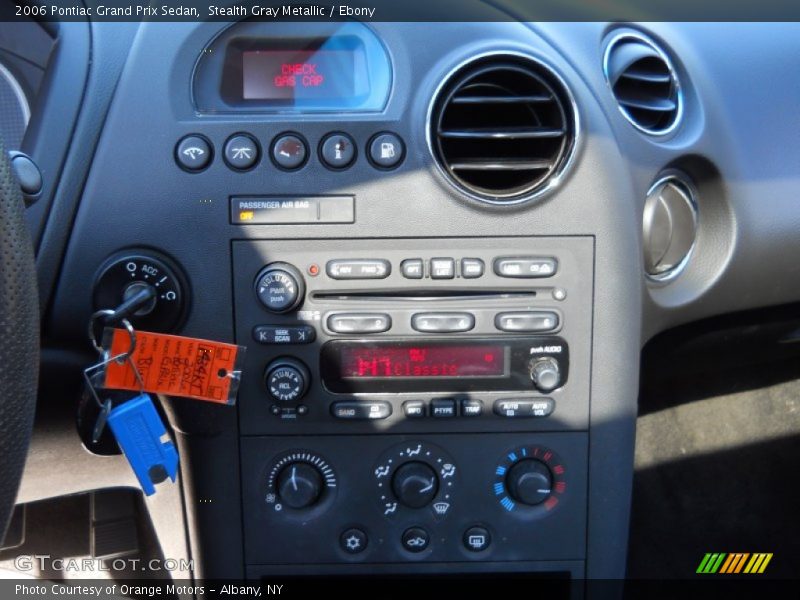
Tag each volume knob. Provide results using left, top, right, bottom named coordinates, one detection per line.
left=254, top=262, right=305, bottom=313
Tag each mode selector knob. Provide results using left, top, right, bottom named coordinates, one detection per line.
left=530, top=357, right=561, bottom=392
left=276, top=462, right=323, bottom=509
left=254, top=262, right=305, bottom=313
left=392, top=461, right=439, bottom=509
left=265, top=358, right=310, bottom=402
left=506, top=459, right=553, bottom=506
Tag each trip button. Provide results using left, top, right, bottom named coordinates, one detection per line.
left=494, top=257, right=558, bottom=278
left=495, top=311, right=560, bottom=332
left=460, top=399, right=483, bottom=417
left=252, top=325, right=316, bottom=345
left=461, top=258, right=485, bottom=279
left=327, top=313, right=391, bottom=334
left=326, top=259, right=391, bottom=279
left=493, top=398, right=555, bottom=418
left=411, top=313, right=475, bottom=333
left=331, top=401, right=392, bottom=420
left=400, top=259, right=424, bottom=279
left=431, top=398, right=456, bottom=417
left=430, top=258, right=455, bottom=279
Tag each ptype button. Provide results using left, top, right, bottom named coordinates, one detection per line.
left=431, top=398, right=456, bottom=417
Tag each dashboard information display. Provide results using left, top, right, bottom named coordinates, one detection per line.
left=339, top=344, right=507, bottom=379
left=242, top=49, right=356, bottom=101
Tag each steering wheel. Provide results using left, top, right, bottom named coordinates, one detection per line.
left=0, top=143, right=39, bottom=539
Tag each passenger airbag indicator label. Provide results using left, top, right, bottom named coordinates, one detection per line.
left=231, top=195, right=354, bottom=224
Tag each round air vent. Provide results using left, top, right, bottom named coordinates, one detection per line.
left=429, top=54, right=577, bottom=205
left=643, top=174, right=698, bottom=280
left=603, top=33, right=682, bottom=135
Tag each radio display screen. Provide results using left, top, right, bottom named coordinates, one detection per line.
left=242, top=49, right=356, bottom=101
left=339, top=344, right=507, bottom=379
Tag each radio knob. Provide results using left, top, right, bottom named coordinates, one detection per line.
left=254, top=263, right=305, bottom=313
left=276, top=462, right=323, bottom=509
left=265, top=358, right=310, bottom=402
left=506, top=459, right=553, bottom=506
left=530, top=357, right=561, bottom=392
left=391, top=462, right=439, bottom=509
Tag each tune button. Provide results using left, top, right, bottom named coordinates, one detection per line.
left=264, top=358, right=310, bottom=402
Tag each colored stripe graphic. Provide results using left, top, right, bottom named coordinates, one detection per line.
left=699, top=552, right=773, bottom=574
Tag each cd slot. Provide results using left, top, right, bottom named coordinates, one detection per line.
left=311, top=290, right=537, bottom=302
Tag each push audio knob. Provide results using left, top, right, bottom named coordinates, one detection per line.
left=530, top=357, right=561, bottom=392
left=391, top=462, right=439, bottom=509
left=276, top=462, right=323, bottom=509
left=506, top=459, right=552, bottom=506
left=254, top=262, right=305, bottom=313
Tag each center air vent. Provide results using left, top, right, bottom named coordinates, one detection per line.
left=604, top=33, right=682, bottom=135
left=429, top=55, right=577, bottom=205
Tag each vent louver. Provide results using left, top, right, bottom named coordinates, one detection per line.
left=604, top=33, right=682, bottom=135
left=429, top=55, right=576, bottom=204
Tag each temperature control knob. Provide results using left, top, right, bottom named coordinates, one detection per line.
left=276, top=462, right=323, bottom=509
left=530, top=357, right=561, bottom=392
left=254, top=263, right=305, bottom=313
left=264, top=358, right=309, bottom=402
left=392, top=461, right=439, bottom=509
left=506, top=459, right=553, bottom=506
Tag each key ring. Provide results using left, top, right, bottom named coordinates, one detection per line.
left=88, top=310, right=136, bottom=360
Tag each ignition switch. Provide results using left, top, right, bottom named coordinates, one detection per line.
left=93, top=250, right=188, bottom=332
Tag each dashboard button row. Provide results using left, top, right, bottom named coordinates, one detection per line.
left=176, top=131, right=405, bottom=173
left=325, top=256, right=555, bottom=280
left=323, top=310, right=560, bottom=334
left=331, top=398, right=554, bottom=420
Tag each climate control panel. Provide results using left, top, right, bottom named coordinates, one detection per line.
left=241, top=433, right=587, bottom=565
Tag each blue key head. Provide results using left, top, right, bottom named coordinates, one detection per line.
left=107, top=393, right=179, bottom=496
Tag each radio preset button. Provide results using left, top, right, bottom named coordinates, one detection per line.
left=430, top=258, right=455, bottom=279
left=411, top=312, right=475, bottom=333
left=326, top=259, right=390, bottom=280
left=493, top=398, right=555, bottom=418
left=327, top=313, right=392, bottom=334
left=460, top=258, right=485, bottom=279
left=403, top=400, right=427, bottom=418
left=460, top=399, right=483, bottom=417
left=431, top=398, right=456, bottom=418
left=495, top=311, right=560, bottom=333
left=400, top=258, right=424, bottom=279
left=331, top=401, right=392, bottom=420
left=494, top=257, right=558, bottom=278
left=253, top=325, right=316, bottom=345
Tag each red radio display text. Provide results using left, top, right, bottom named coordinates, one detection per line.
left=339, top=345, right=506, bottom=379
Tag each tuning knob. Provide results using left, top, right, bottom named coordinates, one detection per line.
left=505, top=459, right=553, bottom=506
left=391, top=461, right=439, bottom=508
left=276, top=462, right=324, bottom=509
left=530, top=357, right=561, bottom=392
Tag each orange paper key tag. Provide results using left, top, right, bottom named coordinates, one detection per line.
left=103, top=328, right=245, bottom=405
